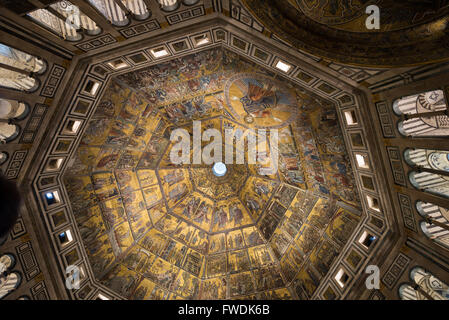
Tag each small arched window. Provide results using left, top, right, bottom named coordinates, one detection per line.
left=0, top=67, right=38, bottom=92
left=87, top=0, right=130, bottom=26
left=400, top=267, right=449, bottom=300
left=121, top=0, right=151, bottom=20
left=393, top=90, right=449, bottom=137
left=0, top=43, right=44, bottom=92
left=0, top=99, right=30, bottom=121
left=0, top=152, right=8, bottom=165
left=409, top=171, right=449, bottom=199
left=0, top=123, right=20, bottom=144
left=182, top=0, right=200, bottom=5
left=51, top=1, right=102, bottom=36
left=398, top=284, right=418, bottom=300
left=417, top=201, right=449, bottom=250
left=405, top=148, right=449, bottom=199
left=158, top=0, right=180, bottom=12
left=27, top=8, right=77, bottom=40
left=0, top=254, right=22, bottom=300
left=27, top=1, right=100, bottom=41
left=404, top=148, right=449, bottom=172
left=0, top=43, right=46, bottom=74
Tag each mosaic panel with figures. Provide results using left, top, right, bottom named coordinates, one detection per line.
left=62, top=47, right=362, bottom=299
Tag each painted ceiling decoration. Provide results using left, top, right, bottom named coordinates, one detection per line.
left=240, top=0, right=449, bottom=67
left=62, top=47, right=362, bottom=299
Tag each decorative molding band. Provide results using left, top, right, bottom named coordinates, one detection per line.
left=397, top=193, right=418, bottom=233
left=376, top=101, right=396, bottom=138
left=16, top=241, right=41, bottom=281
left=75, top=34, right=117, bottom=52
left=39, top=64, right=66, bottom=98
left=31, top=281, right=50, bottom=300
left=10, top=216, right=27, bottom=240
left=5, top=150, right=28, bottom=180
left=386, top=146, right=407, bottom=187
left=119, top=19, right=161, bottom=39
left=368, top=289, right=385, bottom=300
left=166, top=5, right=205, bottom=25
left=381, top=252, right=411, bottom=290
left=20, top=104, right=48, bottom=144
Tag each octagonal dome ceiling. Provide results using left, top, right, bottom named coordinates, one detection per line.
left=63, top=47, right=363, bottom=300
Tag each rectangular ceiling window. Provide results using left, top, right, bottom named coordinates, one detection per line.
left=58, top=229, right=73, bottom=245
left=64, top=120, right=83, bottom=134
left=149, top=47, right=169, bottom=58
left=358, top=231, right=377, bottom=249
left=83, top=79, right=101, bottom=96
left=46, top=158, right=64, bottom=172
left=355, top=154, right=370, bottom=169
left=107, top=58, right=129, bottom=70
left=45, top=191, right=61, bottom=206
left=193, top=34, right=211, bottom=46
left=275, top=60, right=292, bottom=73
left=366, top=195, right=380, bottom=212
left=344, top=110, right=358, bottom=125
left=335, top=268, right=350, bottom=288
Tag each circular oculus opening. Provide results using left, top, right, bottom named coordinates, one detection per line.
left=212, top=162, right=227, bottom=177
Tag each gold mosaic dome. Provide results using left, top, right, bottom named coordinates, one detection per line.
left=63, top=47, right=362, bottom=300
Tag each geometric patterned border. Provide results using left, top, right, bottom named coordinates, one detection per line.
left=31, top=281, right=50, bottom=300
left=5, top=150, right=28, bottom=180
left=376, top=101, right=396, bottom=138
left=381, top=252, right=411, bottom=289
left=16, top=241, right=41, bottom=281
left=368, top=289, right=386, bottom=300
left=40, top=64, right=66, bottom=98
left=9, top=216, right=27, bottom=240
left=75, top=33, right=117, bottom=52
left=387, top=146, right=407, bottom=186
left=20, top=104, right=48, bottom=144
left=398, top=193, right=418, bottom=232
left=230, top=1, right=264, bottom=33
left=166, top=5, right=205, bottom=25
left=119, top=19, right=161, bottom=39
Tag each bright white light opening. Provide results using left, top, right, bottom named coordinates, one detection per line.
left=84, top=80, right=100, bottom=95
left=150, top=47, right=169, bottom=58
left=59, top=229, right=73, bottom=245
left=65, top=120, right=82, bottom=134
left=275, top=60, right=292, bottom=73
left=366, top=195, right=380, bottom=212
left=45, top=191, right=61, bottom=205
left=355, top=154, right=369, bottom=169
left=344, top=110, right=358, bottom=125
left=47, top=158, right=63, bottom=171
left=107, top=59, right=128, bottom=70
left=212, top=162, right=227, bottom=177
left=194, top=35, right=210, bottom=46
left=359, top=231, right=377, bottom=249
left=335, top=268, right=350, bottom=288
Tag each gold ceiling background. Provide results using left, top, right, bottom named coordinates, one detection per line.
left=63, top=48, right=362, bottom=300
